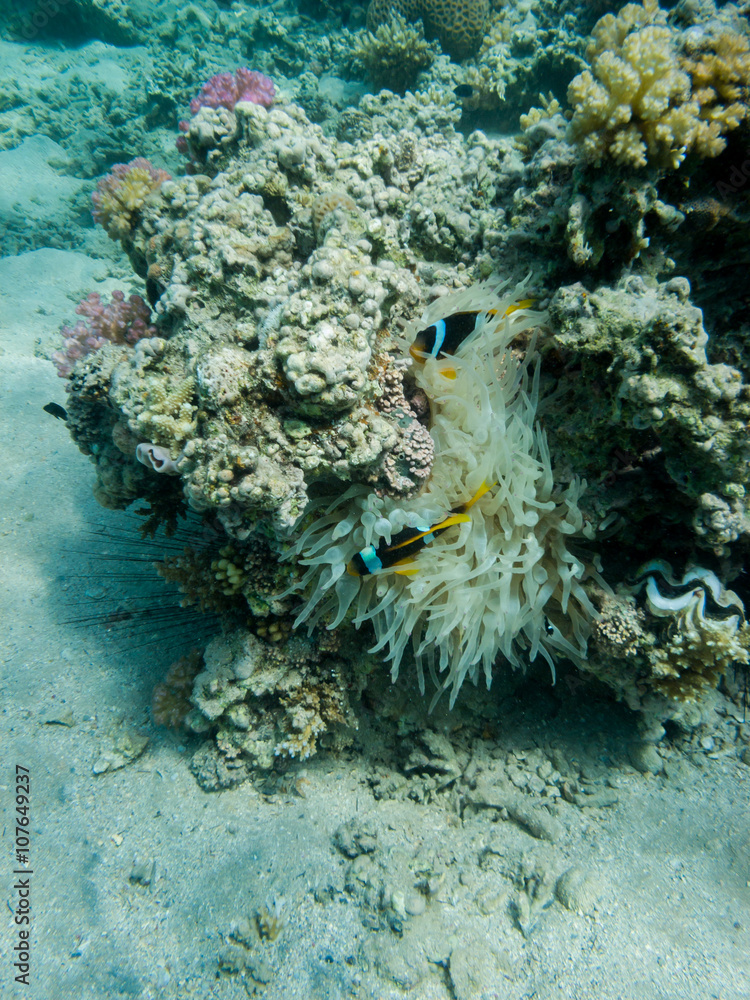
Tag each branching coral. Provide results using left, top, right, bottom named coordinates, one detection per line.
left=351, top=15, right=439, bottom=93
left=680, top=24, right=750, bottom=140
left=91, top=158, right=171, bottom=242
left=566, top=0, right=750, bottom=169
left=52, top=290, right=156, bottom=377
left=286, top=280, right=598, bottom=706
left=366, top=0, right=489, bottom=60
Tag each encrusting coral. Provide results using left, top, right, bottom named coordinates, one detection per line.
left=566, top=0, right=750, bottom=169
left=185, top=628, right=357, bottom=778
left=545, top=276, right=750, bottom=553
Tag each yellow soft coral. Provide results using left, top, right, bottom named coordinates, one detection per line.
left=567, top=0, right=750, bottom=170
left=681, top=27, right=750, bottom=154
left=92, top=158, right=171, bottom=241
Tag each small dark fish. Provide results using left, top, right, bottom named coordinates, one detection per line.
left=453, top=84, right=474, bottom=99
left=347, top=482, right=493, bottom=577
left=43, top=402, right=68, bottom=421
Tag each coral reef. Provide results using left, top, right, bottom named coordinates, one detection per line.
left=52, top=290, right=156, bottom=378
left=566, top=0, right=750, bottom=169
left=366, top=0, right=489, bottom=60
left=91, top=158, right=171, bottom=242
left=544, top=276, right=750, bottom=552
left=185, top=628, right=357, bottom=782
left=81, top=95, right=548, bottom=537
left=56, top=35, right=750, bottom=754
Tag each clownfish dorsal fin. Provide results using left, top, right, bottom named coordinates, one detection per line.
left=431, top=512, right=471, bottom=532
left=505, top=297, right=536, bottom=315
left=457, top=480, right=496, bottom=513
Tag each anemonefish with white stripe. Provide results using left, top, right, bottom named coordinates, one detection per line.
left=409, top=299, right=536, bottom=363
left=346, top=482, right=493, bottom=577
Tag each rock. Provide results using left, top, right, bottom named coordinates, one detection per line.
left=555, top=865, right=606, bottom=914
left=129, top=857, right=155, bottom=887
left=217, top=943, right=246, bottom=973
left=629, top=741, right=663, bottom=774
left=189, top=742, right=249, bottom=791
left=371, top=934, right=427, bottom=990
left=567, top=787, right=620, bottom=808
left=507, top=803, right=563, bottom=843
left=449, top=942, right=513, bottom=1000
left=333, top=818, right=378, bottom=857
left=92, top=732, right=149, bottom=774
left=246, top=954, right=274, bottom=984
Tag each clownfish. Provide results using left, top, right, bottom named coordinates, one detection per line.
left=346, top=481, right=493, bottom=577
left=409, top=299, right=536, bottom=364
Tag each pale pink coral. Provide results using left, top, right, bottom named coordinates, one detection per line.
left=53, top=290, right=156, bottom=378
left=177, top=69, right=275, bottom=154
left=91, top=158, right=171, bottom=240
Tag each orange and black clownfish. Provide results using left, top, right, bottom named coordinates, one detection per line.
left=346, top=482, right=493, bottom=577
left=409, top=300, right=536, bottom=363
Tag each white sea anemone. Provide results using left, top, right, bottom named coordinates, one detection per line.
left=285, top=279, right=598, bottom=706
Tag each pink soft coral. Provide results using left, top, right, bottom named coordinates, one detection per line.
left=177, top=69, right=275, bottom=156
left=188, top=68, right=275, bottom=114
left=53, top=290, right=156, bottom=378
